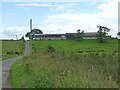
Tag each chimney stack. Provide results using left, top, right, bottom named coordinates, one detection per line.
left=30, top=19, right=32, bottom=31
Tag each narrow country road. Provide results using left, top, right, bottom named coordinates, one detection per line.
left=2, top=41, right=30, bottom=88
left=24, top=41, right=30, bottom=56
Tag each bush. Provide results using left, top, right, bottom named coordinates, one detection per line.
left=6, top=51, right=14, bottom=55
left=47, top=45, right=55, bottom=53
left=15, top=52, right=20, bottom=55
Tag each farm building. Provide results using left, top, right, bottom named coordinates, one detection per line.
left=31, top=32, right=98, bottom=40
left=27, top=19, right=112, bottom=40
left=32, top=34, right=66, bottom=40
left=26, top=19, right=98, bottom=40
left=66, top=32, right=97, bottom=39
left=26, top=28, right=112, bottom=40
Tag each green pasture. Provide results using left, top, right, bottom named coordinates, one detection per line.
left=2, top=40, right=25, bottom=60
left=31, top=39, right=118, bottom=54
left=11, top=39, right=119, bottom=88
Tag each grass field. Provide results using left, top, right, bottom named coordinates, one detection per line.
left=2, top=40, right=25, bottom=60
left=31, top=39, right=118, bottom=54
left=11, top=39, right=119, bottom=88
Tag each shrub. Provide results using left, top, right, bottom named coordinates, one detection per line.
left=78, top=50, right=83, bottom=53
left=6, top=51, right=14, bottom=55
left=47, top=45, right=55, bottom=53
left=15, top=52, right=20, bottom=55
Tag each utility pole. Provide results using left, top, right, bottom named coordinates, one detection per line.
left=16, top=35, right=18, bottom=40
left=16, top=35, right=21, bottom=54
left=16, top=35, right=19, bottom=53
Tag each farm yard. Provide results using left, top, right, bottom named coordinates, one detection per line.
left=11, top=39, right=119, bottom=88
left=2, top=40, right=25, bottom=60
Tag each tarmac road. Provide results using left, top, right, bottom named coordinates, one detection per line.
left=24, top=41, right=30, bottom=56
left=2, top=41, right=30, bottom=88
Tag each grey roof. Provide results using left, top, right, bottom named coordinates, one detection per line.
left=66, top=32, right=97, bottom=37
left=34, top=34, right=65, bottom=36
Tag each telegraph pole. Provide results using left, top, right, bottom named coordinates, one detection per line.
left=16, top=35, right=21, bottom=54
left=16, top=35, right=18, bottom=40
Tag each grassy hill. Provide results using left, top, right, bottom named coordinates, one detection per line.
left=11, top=39, right=119, bottom=88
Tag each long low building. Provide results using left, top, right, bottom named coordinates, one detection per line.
left=27, top=20, right=112, bottom=40
left=32, top=34, right=66, bottom=40
left=32, top=32, right=99, bottom=40
left=26, top=29, right=111, bottom=40
left=66, top=32, right=98, bottom=39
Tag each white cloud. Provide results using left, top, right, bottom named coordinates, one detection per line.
left=0, top=33, right=11, bottom=39
left=40, top=0, right=118, bottom=37
left=95, top=0, right=119, bottom=19
left=17, top=3, right=60, bottom=7
left=41, top=12, right=109, bottom=32
left=1, top=27, right=28, bottom=40
left=51, top=5, right=65, bottom=12
left=17, top=3, right=77, bottom=13
left=51, top=3, right=77, bottom=12
left=40, top=24, right=63, bottom=34
left=66, top=10, right=77, bottom=13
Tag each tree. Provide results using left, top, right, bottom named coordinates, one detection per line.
left=77, top=29, right=84, bottom=40
left=25, top=29, right=43, bottom=39
left=97, top=26, right=110, bottom=43
left=20, top=36, right=25, bottom=41
left=77, top=29, right=81, bottom=33
left=25, top=32, right=31, bottom=37
left=117, top=32, right=120, bottom=36
left=32, top=29, right=43, bottom=34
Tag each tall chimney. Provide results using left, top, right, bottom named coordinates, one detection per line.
left=30, top=19, right=32, bottom=31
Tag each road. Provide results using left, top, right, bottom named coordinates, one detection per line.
left=2, top=41, right=30, bottom=88
left=24, top=41, right=30, bottom=56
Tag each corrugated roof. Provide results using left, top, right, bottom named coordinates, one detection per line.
left=66, top=32, right=97, bottom=37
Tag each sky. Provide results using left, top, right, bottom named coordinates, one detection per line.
left=0, top=0, right=119, bottom=40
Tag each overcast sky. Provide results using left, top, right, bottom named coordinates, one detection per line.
left=0, top=0, right=119, bottom=39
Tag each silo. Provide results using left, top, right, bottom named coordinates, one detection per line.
left=30, top=19, right=32, bottom=31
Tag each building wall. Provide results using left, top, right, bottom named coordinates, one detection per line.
left=33, top=33, right=98, bottom=40
left=83, top=37, right=97, bottom=39
left=33, top=36, right=97, bottom=40
left=33, top=37, right=66, bottom=40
